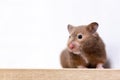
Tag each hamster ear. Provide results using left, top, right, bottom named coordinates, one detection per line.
left=67, top=24, right=74, bottom=33
left=87, top=22, right=99, bottom=33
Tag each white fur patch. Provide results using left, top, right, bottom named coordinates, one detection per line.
left=73, top=52, right=81, bottom=55
left=80, top=54, right=89, bottom=64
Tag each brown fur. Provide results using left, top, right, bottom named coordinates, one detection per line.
left=60, top=22, right=107, bottom=68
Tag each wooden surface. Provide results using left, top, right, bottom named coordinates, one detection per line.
left=0, top=69, right=119, bottom=80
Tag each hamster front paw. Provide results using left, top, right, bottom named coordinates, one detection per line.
left=77, top=65, right=87, bottom=69
left=96, top=63, right=104, bottom=69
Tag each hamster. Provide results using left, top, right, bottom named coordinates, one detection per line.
left=60, top=22, right=107, bottom=68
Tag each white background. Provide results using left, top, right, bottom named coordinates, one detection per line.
left=0, top=0, right=120, bottom=68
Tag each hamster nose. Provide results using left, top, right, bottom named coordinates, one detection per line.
left=69, top=44, right=75, bottom=49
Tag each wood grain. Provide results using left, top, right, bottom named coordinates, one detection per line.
left=0, top=69, right=119, bottom=80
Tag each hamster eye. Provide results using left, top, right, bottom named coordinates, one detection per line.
left=69, top=35, right=71, bottom=38
left=78, top=35, right=82, bottom=39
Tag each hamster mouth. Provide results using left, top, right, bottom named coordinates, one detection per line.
left=67, top=47, right=81, bottom=55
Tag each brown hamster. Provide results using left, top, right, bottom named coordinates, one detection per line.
left=60, top=22, right=107, bottom=68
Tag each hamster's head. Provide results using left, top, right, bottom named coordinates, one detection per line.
left=67, top=22, right=99, bottom=55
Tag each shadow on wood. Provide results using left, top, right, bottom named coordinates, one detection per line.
left=104, top=59, right=111, bottom=68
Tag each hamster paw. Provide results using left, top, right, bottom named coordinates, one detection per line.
left=77, top=65, right=87, bottom=69
left=96, top=63, right=104, bottom=69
